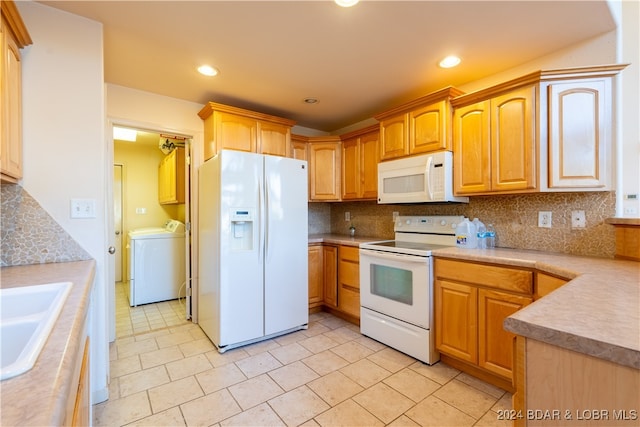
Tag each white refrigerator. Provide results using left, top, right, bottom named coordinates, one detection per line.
left=198, top=149, right=309, bottom=352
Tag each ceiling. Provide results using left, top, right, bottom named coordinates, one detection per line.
left=38, top=1, right=616, bottom=133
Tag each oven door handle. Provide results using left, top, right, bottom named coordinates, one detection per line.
left=361, top=250, right=427, bottom=263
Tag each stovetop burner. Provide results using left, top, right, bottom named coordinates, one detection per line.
left=360, top=215, right=466, bottom=256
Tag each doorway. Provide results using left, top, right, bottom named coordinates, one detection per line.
left=110, top=124, right=193, bottom=339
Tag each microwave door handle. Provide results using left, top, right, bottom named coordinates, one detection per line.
left=364, top=250, right=426, bottom=263
left=426, top=156, right=434, bottom=201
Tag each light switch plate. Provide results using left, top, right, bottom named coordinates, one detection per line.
left=70, top=199, right=96, bottom=219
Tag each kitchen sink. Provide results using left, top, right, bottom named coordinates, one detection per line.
left=0, top=282, right=72, bottom=380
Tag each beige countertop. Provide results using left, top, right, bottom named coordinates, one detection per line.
left=432, top=247, right=640, bottom=370
left=308, top=233, right=387, bottom=247
left=0, top=260, right=96, bottom=426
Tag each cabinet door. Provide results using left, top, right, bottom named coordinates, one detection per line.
left=435, top=279, right=478, bottom=363
left=337, top=246, right=360, bottom=318
left=360, top=130, right=379, bottom=199
left=478, top=289, right=532, bottom=380
left=308, top=142, right=341, bottom=201
left=547, top=79, right=609, bottom=189
left=453, top=101, right=491, bottom=194
left=158, top=149, right=185, bottom=204
left=534, top=272, right=567, bottom=300
left=491, top=86, right=536, bottom=192
left=215, top=112, right=257, bottom=153
left=1, top=26, right=23, bottom=181
left=379, top=114, right=409, bottom=160
left=258, top=121, right=290, bottom=157
left=341, top=137, right=360, bottom=200
left=71, top=337, right=90, bottom=427
left=308, top=245, right=324, bottom=308
left=291, top=136, right=307, bottom=161
left=410, top=100, right=448, bottom=154
left=323, top=245, right=338, bottom=307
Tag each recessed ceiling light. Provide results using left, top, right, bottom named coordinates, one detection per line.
left=113, top=126, right=137, bottom=142
left=197, top=65, right=219, bottom=76
left=335, top=0, right=359, bottom=7
left=304, top=98, right=319, bottom=104
left=439, top=55, right=461, bottom=69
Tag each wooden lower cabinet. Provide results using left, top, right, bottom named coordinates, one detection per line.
left=337, top=245, right=360, bottom=318
left=307, top=243, right=360, bottom=324
left=515, top=338, right=640, bottom=427
left=435, top=280, right=478, bottom=363
left=322, top=245, right=338, bottom=308
left=478, top=289, right=532, bottom=379
left=64, top=318, right=90, bottom=426
left=308, top=244, right=324, bottom=310
left=534, top=272, right=568, bottom=300
left=71, top=337, right=90, bottom=426
left=434, top=258, right=532, bottom=390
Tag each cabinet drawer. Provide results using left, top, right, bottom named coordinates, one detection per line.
left=338, top=284, right=360, bottom=318
left=339, top=245, right=359, bottom=263
left=435, top=258, right=532, bottom=294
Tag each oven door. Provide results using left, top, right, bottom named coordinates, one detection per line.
left=359, top=248, right=431, bottom=328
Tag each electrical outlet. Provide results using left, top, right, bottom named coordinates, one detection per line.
left=538, top=211, right=552, bottom=228
left=345, top=211, right=351, bottom=222
left=571, top=210, right=586, bottom=228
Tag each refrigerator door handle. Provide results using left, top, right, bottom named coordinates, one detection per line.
left=265, top=178, right=270, bottom=260
left=258, top=177, right=264, bottom=261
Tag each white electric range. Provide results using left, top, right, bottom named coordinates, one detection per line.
left=359, top=215, right=465, bottom=364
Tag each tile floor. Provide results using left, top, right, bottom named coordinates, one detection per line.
left=115, top=282, right=189, bottom=338
left=95, top=283, right=512, bottom=426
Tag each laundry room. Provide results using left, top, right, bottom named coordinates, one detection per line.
left=113, top=127, right=189, bottom=336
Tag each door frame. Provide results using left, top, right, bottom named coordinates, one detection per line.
left=106, top=118, right=197, bottom=341
left=113, top=163, right=124, bottom=282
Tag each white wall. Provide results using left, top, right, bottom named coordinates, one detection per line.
left=618, top=0, right=640, bottom=216
left=17, top=1, right=109, bottom=404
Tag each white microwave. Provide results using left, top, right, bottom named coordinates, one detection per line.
left=377, top=151, right=468, bottom=204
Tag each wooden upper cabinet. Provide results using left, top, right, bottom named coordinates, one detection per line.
left=453, top=101, right=491, bottom=194
left=340, top=124, right=379, bottom=200
left=491, top=86, right=536, bottom=192
left=410, top=100, right=451, bottom=154
left=452, top=64, right=627, bottom=196
left=158, top=148, right=185, bottom=204
left=375, top=87, right=464, bottom=161
left=454, top=86, right=536, bottom=195
left=290, top=134, right=308, bottom=161
left=1, top=1, right=32, bottom=183
left=378, top=114, right=409, bottom=160
left=308, top=136, right=341, bottom=201
left=214, top=111, right=257, bottom=153
left=546, top=78, right=610, bottom=189
left=258, top=121, right=291, bottom=157
left=198, top=102, right=295, bottom=160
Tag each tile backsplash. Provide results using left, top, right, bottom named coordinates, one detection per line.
left=316, top=191, right=617, bottom=258
left=1, top=184, right=92, bottom=267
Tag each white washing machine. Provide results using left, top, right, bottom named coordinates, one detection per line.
left=127, top=220, right=186, bottom=306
